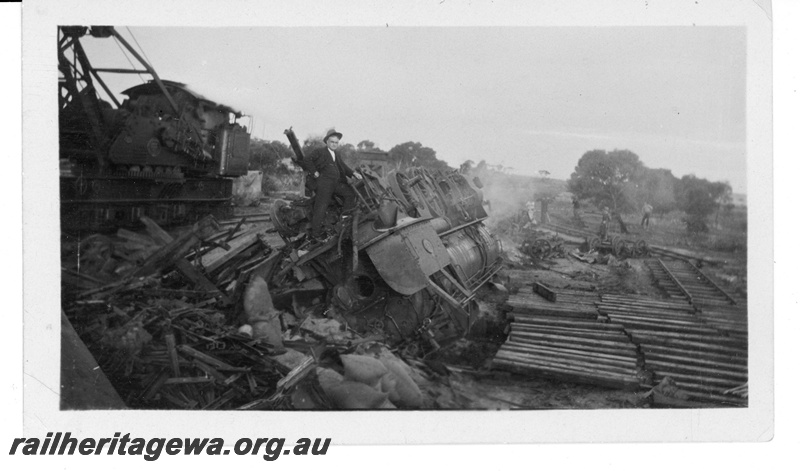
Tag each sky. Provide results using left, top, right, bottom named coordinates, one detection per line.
left=79, top=26, right=747, bottom=193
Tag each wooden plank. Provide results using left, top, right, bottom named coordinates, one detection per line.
left=502, top=342, right=639, bottom=367
left=628, top=329, right=747, bottom=348
left=176, top=345, right=250, bottom=372
left=200, top=231, right=261, bottom=273
left=506, top=306, right=598, bottom=320
left=506, top=337, right=639, bottom=358
left=140, top=216, right=174, bottom=245
left=492, top=357, right=642, bottom=390
left=640, top=343, right=747, bottom=364
left=512, top=324, right=630, bottom=341
left=508, top=331, right=637, bottom=350
left=117, top=228, right=158, bottom=246
left=645, top=360, right=748, bottom=381
left=496, top=348, right=640, bottom=376
left=132, top=216, right=219, bottom=277
left=511, top=315, right=624, bottom=331
left=532, top=282, right=557, bottom=302
left=632, top=334, right=747, bottom=355
left=139, top=216, right=229, bottom=302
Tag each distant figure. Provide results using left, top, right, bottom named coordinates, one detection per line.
left=572, top=196, right=581, bottom=219
left=540, top=198, right=551, bottom=224
left=641, top=202, right=653, bottom=228
left=599, top=207, right=611, bottom=240
left=525, top=201, right=537, bottom=226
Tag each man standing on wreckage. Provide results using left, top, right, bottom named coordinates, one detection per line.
left=303, top=129, right=362, bottom=242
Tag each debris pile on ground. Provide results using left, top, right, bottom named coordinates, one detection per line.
left=60, top=193, right=749, bottom=411
left=60, top=215, right=446, bottom=410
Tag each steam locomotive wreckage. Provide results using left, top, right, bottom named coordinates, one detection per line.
left=59, top=26, right=250, bottom=233
left=59, top=26, right=504, bottom=362
left=264, top=130, right=503, bottom=353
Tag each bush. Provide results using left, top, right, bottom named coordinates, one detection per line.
left=684, top=216, right=709, bottom=234
left=706, top=234, right=747, bottom=253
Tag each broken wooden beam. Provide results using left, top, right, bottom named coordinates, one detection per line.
left=132, top=215, right=219, bottom=278
left=200, top=229, right=262, bottom=274
left=138, top=216, right=230, bottom=303
left=532, top=282, right=557, bottom=302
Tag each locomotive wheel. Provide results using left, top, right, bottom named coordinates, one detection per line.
left=533, top=238, right=552, bottom=254
left=612, top=237, right=625, bottom=256
left=634, top=239, right=649, bottom=257
left=586, top=236, right=600, bottom=251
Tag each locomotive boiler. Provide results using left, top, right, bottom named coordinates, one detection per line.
left=58, top=26, right=250, bottom=232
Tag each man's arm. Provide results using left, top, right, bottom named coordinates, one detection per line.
left=338, top=153, right=361, bottom=179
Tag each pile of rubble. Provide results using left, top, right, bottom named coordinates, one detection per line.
left=61, top=216, right=432, bottom=410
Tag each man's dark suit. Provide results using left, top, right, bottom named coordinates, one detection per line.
left=304, top=146, right=357, bottom=237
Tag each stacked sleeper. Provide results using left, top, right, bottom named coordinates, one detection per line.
left=598, top=294, right=747, bottom=406
left=494, top=287, right=645, bottom=390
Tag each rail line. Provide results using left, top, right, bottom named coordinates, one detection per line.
left=646, top=258, right=747, bottom=341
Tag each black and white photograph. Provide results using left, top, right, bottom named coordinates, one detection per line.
left=17, top=0, right=777, bottom=454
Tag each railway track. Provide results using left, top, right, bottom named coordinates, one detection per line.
left=645, top=258, right=747, bottom=341
left=645, top=258, right=740, bottom=306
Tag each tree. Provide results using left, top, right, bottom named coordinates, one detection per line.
left=538, top=170, right=551, bottom=177
left=567, top=149, right=645, bottom=213
left=249, top=139, right=295, bottom=174
left=357, top=140, right=383, bottom=152
left=674, top=175, right=732, bottom=233
left=387, top=141, right=451, bottom=171
left=248, top=138, right=302, bottom=192
left=631, top=167, right=678, bottom=214
left=459, top=159, right=475, bottom=173
left=301, top=135, right=324, bottom=156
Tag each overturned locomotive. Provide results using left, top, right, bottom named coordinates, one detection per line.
left=266, top=133, right=503, bottom=353
left=59, top=26, right=250, bottom=232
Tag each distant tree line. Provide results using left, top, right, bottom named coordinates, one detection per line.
left=566, top=149, right=733, bottom=233
left=248, top=134, right=453, bottom=193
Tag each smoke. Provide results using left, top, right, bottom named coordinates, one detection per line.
left=473, top=170, right=537, bottom=229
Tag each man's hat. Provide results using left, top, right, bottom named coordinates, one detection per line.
left=323, top=129, right=343, bottom=143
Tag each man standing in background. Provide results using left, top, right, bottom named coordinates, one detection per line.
left=641, top=202, right=653, bottom=228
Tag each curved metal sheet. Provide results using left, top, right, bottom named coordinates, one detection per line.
left=365, top=220, right=450, bottom=295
